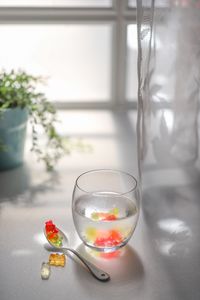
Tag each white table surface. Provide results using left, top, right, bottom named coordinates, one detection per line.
left=0, top=110, right=199, bottom=300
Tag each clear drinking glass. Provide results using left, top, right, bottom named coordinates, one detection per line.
left=72, top=169, right=140, bottom=253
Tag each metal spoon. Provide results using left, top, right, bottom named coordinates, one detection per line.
left=44, top=227, right=110, bottom=282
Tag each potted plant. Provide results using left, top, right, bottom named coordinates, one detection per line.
left=0, top=70, right=70, bottom=171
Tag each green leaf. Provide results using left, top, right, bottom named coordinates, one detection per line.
left=0, top=69, right=90, bottom=170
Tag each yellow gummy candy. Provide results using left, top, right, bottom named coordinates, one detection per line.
left=49, top=253, right=66, bottom=267
left=110, top=207, right=119, bottom=216
left=85, top=227, right=97, bottom=241
left=91, top=212, right=99, bottom=220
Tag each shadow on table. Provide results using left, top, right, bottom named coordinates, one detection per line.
left=0, top=163, right=60, bottom=205
left=71, top=243, right=144, bottom=297
left=142, top=173, right=200, bottom=300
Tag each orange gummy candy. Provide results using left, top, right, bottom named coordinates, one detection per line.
left=49, top=253, right=66, bottom=267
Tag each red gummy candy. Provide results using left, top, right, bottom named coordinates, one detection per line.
left=47, top=232, right=58, bottom=240
left=46, top=224, right=55, bottom=233
left=110, top=230, right=122, bottom=243
left=94, top=236, right=118, bottom=247
left=98, top=213, right=117, bottom=221
left=45, top=220, right=59, bottom=234
left=94, top=230, right=122, bottom=247
left=53, top=227, right=59, bottom=234
left=104, top=214, right=117, bottom=221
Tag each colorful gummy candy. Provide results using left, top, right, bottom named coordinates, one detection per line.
left=86, top=208, right=123, bottom=249
left=91, top=207, right=119, bottom=221
left=45, top=220, right=63, bottom=247
left=49, top=253, right=66, bottom=267
left=41, top=221, right=66, bottom=280
left=94, top=229, right=122, bottom=247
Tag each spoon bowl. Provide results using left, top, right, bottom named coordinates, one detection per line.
left=44, top=227, right=67, bottom=248
left=44, top=226, right=110, bottom=282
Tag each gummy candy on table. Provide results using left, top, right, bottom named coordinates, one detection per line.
left=49, top=253, right=66, bottom=267
left=41, top=262, right=51, bottom=280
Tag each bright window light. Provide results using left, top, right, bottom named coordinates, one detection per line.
left=0, top=24, right=112, bottom=102
left=0, top=0, right=112, bottom=7
left=126, top=24, right=138, bottom=101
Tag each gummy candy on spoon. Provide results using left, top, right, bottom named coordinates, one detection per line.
left=45, top=220, right=63, bottom=247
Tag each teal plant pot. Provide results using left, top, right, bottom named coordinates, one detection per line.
left=0, top=107, right=28, bottom=171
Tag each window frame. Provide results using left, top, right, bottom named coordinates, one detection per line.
left=0, top=0, right=137, bottom=109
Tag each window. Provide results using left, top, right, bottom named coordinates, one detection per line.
left=0, top=0, right=112, bottom=7
left=126, top=24, right=138, bottom=101
left=0, top=0, right=137, bottom=108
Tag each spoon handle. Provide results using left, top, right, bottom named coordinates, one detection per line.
left=62, top=247, right=110, bottom=282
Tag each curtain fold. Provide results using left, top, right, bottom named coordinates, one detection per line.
left=137, top=0, right=200, bottom=188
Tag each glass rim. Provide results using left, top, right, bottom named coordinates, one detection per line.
left=75, top=168, right=138, bottom=195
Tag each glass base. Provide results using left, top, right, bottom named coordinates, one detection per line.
left=84, top=243, right=125, bottom=260
left=83, top=240, right=127, bottom=253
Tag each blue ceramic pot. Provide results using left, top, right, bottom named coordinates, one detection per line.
left=0, top=107, right=28, bottom=171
